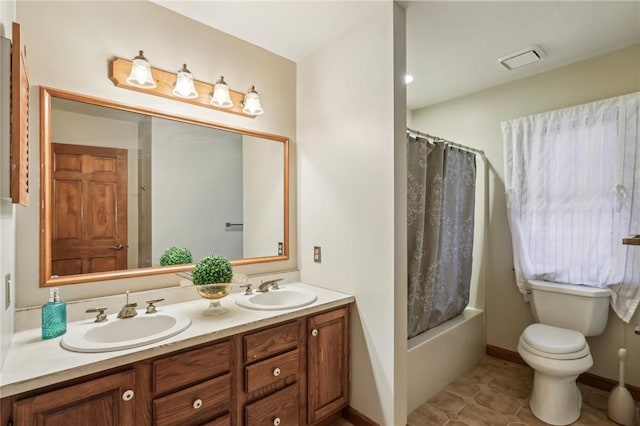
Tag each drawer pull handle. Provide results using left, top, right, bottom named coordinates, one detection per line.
left=311, top=329, right=318, bottom=337
left=273, top=417, right=281, bottom=426
left=193, top=399, right=203, bottom=409
left=122, top=390, right=134, bottom=401
left=273, top=367, right=281, bottom=377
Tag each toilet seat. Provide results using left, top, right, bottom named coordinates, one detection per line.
left=520, top=324, right=589, bottom=360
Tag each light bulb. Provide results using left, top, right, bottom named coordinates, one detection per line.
left=126, top=50, right=156, bottom=89
left=172, top=64, right=198, bottom=99
left=242, top=86, right=263, bottom=116
left=210, top=76, right=233, bottom=108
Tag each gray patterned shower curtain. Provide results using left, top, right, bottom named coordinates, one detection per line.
left=407, top=135, right=476, bottom=339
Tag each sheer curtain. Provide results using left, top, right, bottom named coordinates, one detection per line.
left=407, top=136, right=476, bottom=338
left=502, top=92, right=640, bottom=322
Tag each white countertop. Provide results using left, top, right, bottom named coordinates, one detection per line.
left=0, top=282, right=354, bottom=397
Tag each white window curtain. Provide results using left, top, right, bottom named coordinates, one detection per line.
left=502, top=92, right=640, bottom=322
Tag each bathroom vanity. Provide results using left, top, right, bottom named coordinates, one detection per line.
left=0, top=284, right=353, bottom=426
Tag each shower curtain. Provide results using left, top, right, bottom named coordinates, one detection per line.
left=407, top=135, right=476, bottom=338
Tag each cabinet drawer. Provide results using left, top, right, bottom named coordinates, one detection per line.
left=154, top=341, right=230, bottom=394
left=244, top=321, right=298, bottom=363
left=245, top=383, right=299, bottom=426
left=245, top=349, right=299, bottom=393
left=202, top=413, right=231, bottom=426
left=153, top=373, right=231, bottom=426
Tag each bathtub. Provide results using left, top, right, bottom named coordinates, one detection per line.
left=407, top=307, right=485, bottom=412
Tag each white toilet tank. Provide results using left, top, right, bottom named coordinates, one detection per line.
left=528, top=280, right=610, bottom=336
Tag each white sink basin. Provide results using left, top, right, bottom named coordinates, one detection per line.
left=235, top=286, right=317, bottom=311
left=61, top=310, right=192, bottom=353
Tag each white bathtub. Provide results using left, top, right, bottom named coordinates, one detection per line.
left=407, top=307, right=485, bottom=413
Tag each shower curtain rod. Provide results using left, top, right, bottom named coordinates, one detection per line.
left=406, top=127, right=485, bottom=157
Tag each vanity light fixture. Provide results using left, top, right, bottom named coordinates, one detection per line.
left=125, top=50, right=156, bottom=88
left=242, top=85, right=264, bottom=116
left=110, top=57, right=260, bottom=118
left=172, top=64, right=198, bottom=99
left=210, top=76, right=233, bottom=108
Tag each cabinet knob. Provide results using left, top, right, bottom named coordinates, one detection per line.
left=311, top=329, right=318, bottom=337
left=122, top=390, right=134, bottom=401
left=273, top=417, right=281, bottom=426
left=273, top=367, right=281, bottom=377
left=193, top=398, right=203, bottom=409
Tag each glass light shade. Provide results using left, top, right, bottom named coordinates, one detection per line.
left=210, top=76, right=233, bottom=108
left=172, top=64, right=198, bottom=99
left=126, top=51, right=156, bottom=89
left=242, top=86, right=264, bottom=115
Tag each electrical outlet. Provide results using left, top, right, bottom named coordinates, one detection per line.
left=278, top=242, right=283, bottom=255
left=313, top=246, right=321, bottom=263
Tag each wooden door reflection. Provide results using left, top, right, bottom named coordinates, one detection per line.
left=51, top=143, right=128, bottom=276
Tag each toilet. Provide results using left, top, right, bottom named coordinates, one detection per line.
left=517, top=280, right=610, bottom=426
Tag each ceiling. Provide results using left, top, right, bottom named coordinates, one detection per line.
left=151, top=1, right=386, bottom=62
left=402, top=1, right=640, bottom=109
left=152, top=1, right=640, bottom=110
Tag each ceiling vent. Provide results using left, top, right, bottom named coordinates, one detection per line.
left=498, top=45, right=545, bottom=70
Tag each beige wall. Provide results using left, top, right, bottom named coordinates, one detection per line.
left=392, top=4, right=408, bottom=424
left=242, top=135, right=284, bottom=259
left=16, top=1, right=296, bottom=308
left=0, top=0, right=14, bottom=38
left=149, top=118, right=243, bottom=262
left=298, top=3, right=407, bottom=424
left=411, top=44, right=640, bottom=386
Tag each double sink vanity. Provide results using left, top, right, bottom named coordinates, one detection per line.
left=0, top=86, right=351, bottom=425
left=0, top=282, right=354, bottom=426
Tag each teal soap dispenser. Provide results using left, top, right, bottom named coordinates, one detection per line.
left=42, top=287, right=67, bottom=339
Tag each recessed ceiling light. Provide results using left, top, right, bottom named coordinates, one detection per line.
left=498, top=45, right=545, bottom=70
left=405, top=74, right=414, bottom=84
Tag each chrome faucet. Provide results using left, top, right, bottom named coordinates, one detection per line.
left=117, top=291, right=138, bottom=319
left=257, top=278, right=283, bottom=292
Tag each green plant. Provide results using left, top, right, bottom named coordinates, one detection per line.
left=192, top=255, right=233, bottom=285
left=159, top=246, right=193, bottom=266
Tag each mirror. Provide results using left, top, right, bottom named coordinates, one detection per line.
left=40, top=87, right=289, bottom=286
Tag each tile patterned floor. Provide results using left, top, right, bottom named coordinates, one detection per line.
left=331, top=355, right=638, bottom=425
left=408, top=355, right=638, bottom=426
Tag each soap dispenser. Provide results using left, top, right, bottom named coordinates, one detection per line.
left=42, top=287, right=67, bottom=339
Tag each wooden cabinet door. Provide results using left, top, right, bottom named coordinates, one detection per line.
left=13, top=370, right=136, bottom=426
left=307, top=307, right=349, bottom=424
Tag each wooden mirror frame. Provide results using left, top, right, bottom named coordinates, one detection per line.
left=40, top=87, right=289, bottom=286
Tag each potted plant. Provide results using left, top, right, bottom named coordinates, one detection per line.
left=191, top=255, right=232, bottom=284
left=192, top=255, right=234, bottom=316
left=159, top=246, right=193, bottom=266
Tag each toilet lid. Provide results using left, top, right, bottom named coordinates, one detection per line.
left=521, top=324, right=587, bottom=354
